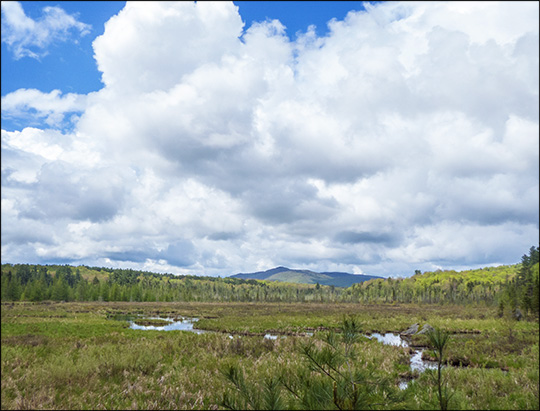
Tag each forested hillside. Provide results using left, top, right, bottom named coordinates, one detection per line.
left=2, top=246, right=538, bottom=316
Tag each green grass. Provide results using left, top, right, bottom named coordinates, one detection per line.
left=1, top=301, right=538, bottom=410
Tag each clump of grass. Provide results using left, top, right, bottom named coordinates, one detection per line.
left=132, top=318, right=171, bottom=327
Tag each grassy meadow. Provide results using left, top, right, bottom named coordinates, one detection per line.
left=1, top=301, right=538, bottom=410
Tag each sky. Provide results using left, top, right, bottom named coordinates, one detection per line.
left=1, top=1, right=539, bottom=278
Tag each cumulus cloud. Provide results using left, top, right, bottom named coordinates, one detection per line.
left=1, top=1, right=538, bottom=277
left=1, top=1, right=91, bottom=59
left=92, top=1, right=244, bottom=93
left=1, top=89, right=88, bottom=128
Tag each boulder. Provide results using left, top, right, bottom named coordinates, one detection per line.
left=401, top=323, right=419, bottom=336
left=417, top=324, right=435, bottom=335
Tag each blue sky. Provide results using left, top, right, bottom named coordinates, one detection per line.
left=1, top=2, right=124, bottom=96
left=1, top=1, right=367, bottom=100
left=1, top=1, right=539, bottom=277
left=1, top=1, right=370, bottom=132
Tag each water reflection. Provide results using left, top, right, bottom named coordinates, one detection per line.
left=129, top=316, right=209, bottom=334
left=366, top=332, right=437, bottom=389
left=263, top=334, right=278, bottom=340
left=368, top=332, right=408, bottom=347
left=398, top=381, right=409, bottom=390
left=410, top=349, right=437, bottom=373
left=366, top=333, right=436, bottom=371
left=125, top=317, right=435, bottom=388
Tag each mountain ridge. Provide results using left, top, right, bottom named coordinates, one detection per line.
left=230, top=267, right=383, bottom=287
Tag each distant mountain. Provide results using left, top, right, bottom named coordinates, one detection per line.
left=231, top=267, right=383, bottom=288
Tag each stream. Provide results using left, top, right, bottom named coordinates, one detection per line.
left=129, top=316, right=210, bottom=334
left=125, top=315, right=436, bottom=388
left=367, top=332, right=437, bottom=389
left=367, top=332, right=436, bottom=373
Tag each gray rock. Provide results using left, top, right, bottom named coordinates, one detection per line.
left=401, top=323, right=419, bottom=336
left=513, top=308, right=523, bottom=321
left=417, top=324, right=435, bottom=335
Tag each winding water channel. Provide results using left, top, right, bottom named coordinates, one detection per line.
left=367, top=332, right=436, bottom=373
left=126, top=315, right=436, bottom=388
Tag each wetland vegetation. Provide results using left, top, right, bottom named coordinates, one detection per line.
left=1, top=301, right=538, bottom=410
left=1, top=246, right=538, bottom=409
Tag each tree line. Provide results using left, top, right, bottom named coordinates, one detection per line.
left=500, top=246, right=539, bottom=317
left=2, top=246, right=538, bottom=316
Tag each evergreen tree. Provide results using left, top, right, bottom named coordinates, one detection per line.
left=6, top=275, right=22, bottom=301
left=426, top=327, right=454, bottom=410
left=221, top=316, right=401, bottom=410
left=51, top=277, right=69, bottom=301
left=17, top=265, right=32, bottom=286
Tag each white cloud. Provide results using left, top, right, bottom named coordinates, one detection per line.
left=1, top=1, right=538, bottom=277
left=1, top=89, right=88, bottom=127
left=1, top=1, right=91, bottom=59
left=92, top=1, right=244, bottom=93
